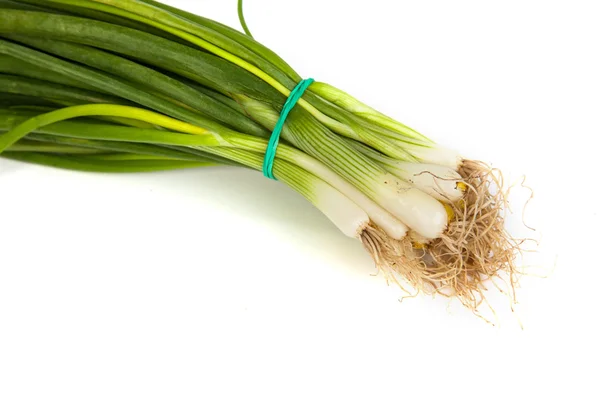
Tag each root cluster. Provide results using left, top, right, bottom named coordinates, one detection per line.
left=362, top=160, right=524, bottom=313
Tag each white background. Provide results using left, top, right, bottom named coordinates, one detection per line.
left=1, top=0, right=599, bottom=398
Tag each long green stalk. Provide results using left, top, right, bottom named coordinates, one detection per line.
left=0, top=39, right=252, bottom=135
left=2, top=151, right=217, bottom=172
left=6, top=139, right=107, bottom=154
left=0, top=9, right=283, bottom=104
left=92, top=0, right=295, bottom=87
left=2, top=4, right=444, bottom=162
left=140, top=0, right=300, bottom=82
left=0, top=104, right=222, bottom=152
left=1, top=5, right=355, bottom=140
left=0, top=74, right=127, bottom=105
left=236, top=0, right=253, bottom=38
left=0, top=93, right=65, bottom=108
left=11, top=0, right=193, bottom=44
left=23, top=133, right=229, bottom=164
left=82, top=0, right=432, bottom=150
left=8, top=36, right=268, bottom=137
left=0, top=55, right=101, bottom=92
left=0, top=0, right=55, bottom=11
left=23, top=0, right=299, bottom=95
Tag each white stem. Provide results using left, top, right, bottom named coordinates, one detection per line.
left=313, top=180, right=369, bottom=238
left=204, top=129, right=411, bottom=239
left=403, top=143, right=462, bottom=170
left=384, top=162, right=464, bottom=202
left=291, top=151, right=409, bottom=240
left=372, top=173, right=448, bottom=240
left=201, top=145, right=371, bottom=239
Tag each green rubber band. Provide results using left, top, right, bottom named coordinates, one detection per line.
left=263, top=78, right=314, bottom=180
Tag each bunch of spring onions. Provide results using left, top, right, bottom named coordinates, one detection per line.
left=0, top=0, right=522, bottom=312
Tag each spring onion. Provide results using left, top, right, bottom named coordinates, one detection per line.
left=0, top=0, right=524, bottom=313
